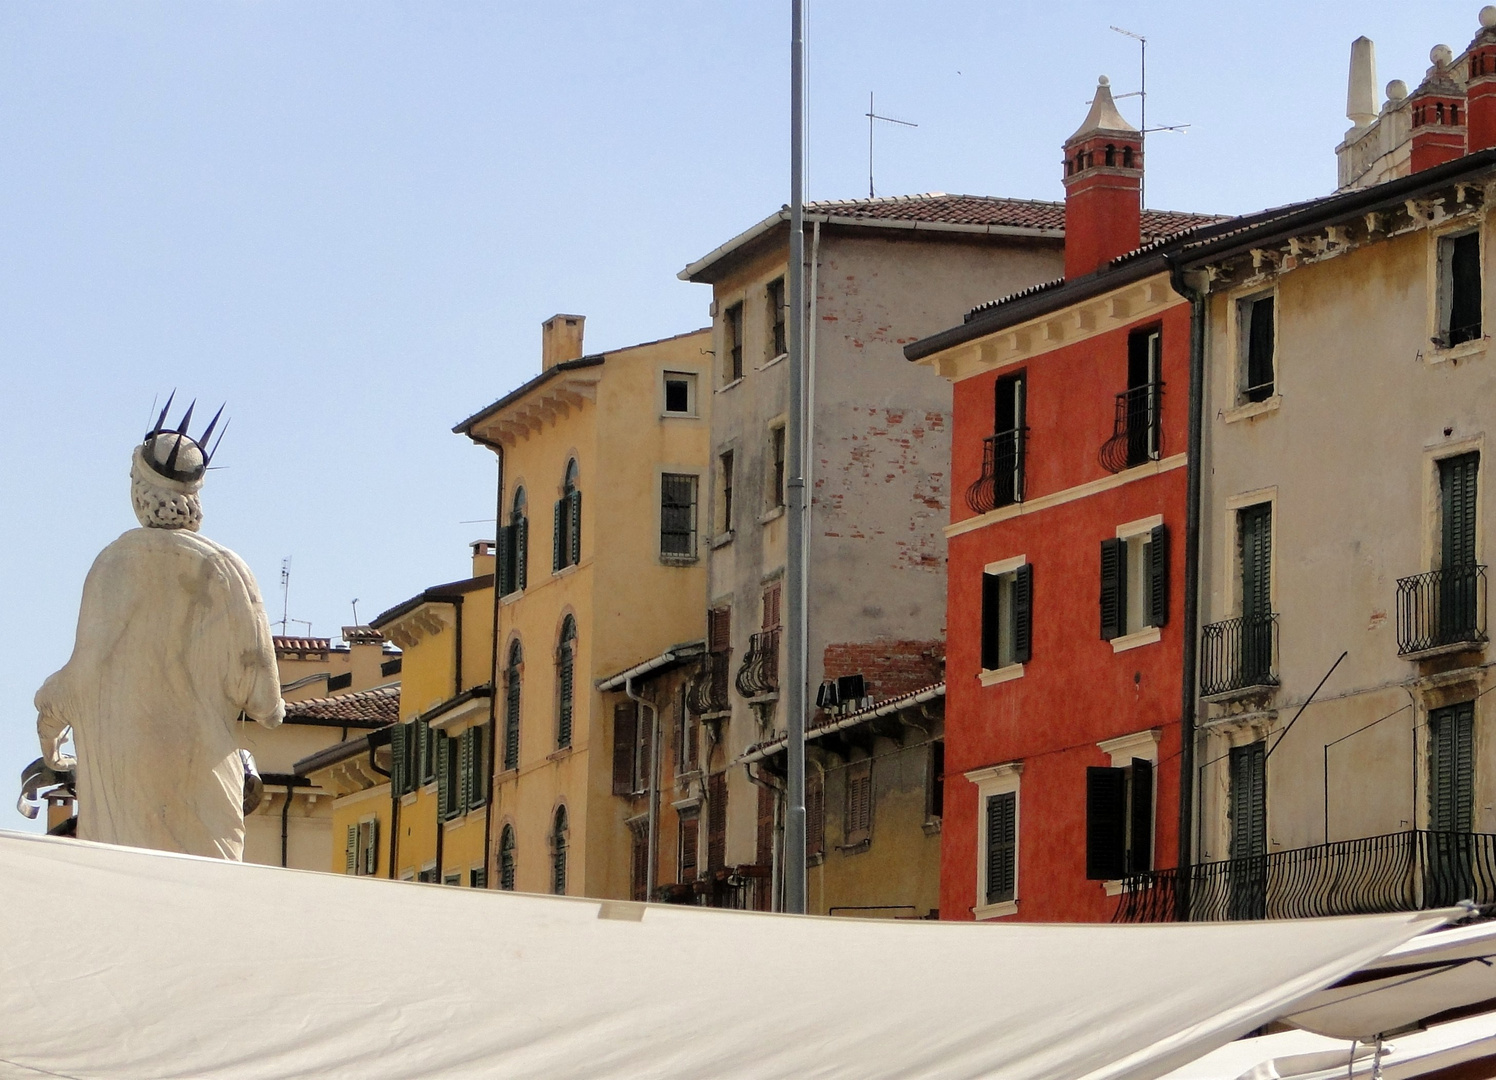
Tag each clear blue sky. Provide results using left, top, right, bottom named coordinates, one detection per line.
left=0, top=0, right=1481, bottom=830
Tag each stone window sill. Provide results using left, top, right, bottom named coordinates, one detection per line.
left=1425, top=338, right=1488, bottom=366
left=979, top=663, right=1024, bottom=687
left=1224, top=394, right=1281, bottom=424
left=759, top=352, right=788, bottom=370
left=711, top=530, right=734, bottom=549
left=1111, top=626, right=1162, bottom=653
left=716, top=377, right=744, bottom=393
left=975, top=899, right=1018, bottom=921
left=758, top=506, right=786, bottom=525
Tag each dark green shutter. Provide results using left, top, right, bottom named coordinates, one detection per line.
left=613, top=701, right=638, bottom=795
left=390, top=722, right=407, bottom=795
left=558, top=645, right=574, bottom=748
left=980, top=572, right=1002, bottom=670
left=553, top=499, right=565, bottom=571
left=504, top=674, right=520, bottom=772
left=985, top=792, right=1016, bottom=904
left=1012, top=563, right=1033, bottom=664
left=1239, top=505, right=1272, bottom=618
left=497, top=522, right=513, bottom=595
left=1430, top=702, right=1475, bottom=832
left=345, top=825, right=357, bottom=874
left=457, top=728, right=471, bottom=816
left=473, top=866, right=487, bottom=889
left=1148, top=524, right=1170, bottom=628
left=1229, top=742, right=1267, bottom=860
left=1100, top=537, right=1124, bottom=640
left=436, top=732, right=450, bottom=818
left=416, top=720, right=428, bottom=785
left=1085, top=767, right=1127, bottom=880
left=516, top=516, right=529, bottom=590
left=1441, top=453, right=1479, bottom=568
left=568, top=490, right=582, bottom=566
left=1128, top=758, right=1153, bottom=873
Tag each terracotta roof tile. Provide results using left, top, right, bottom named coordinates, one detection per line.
left=801, top=192, right=1220, bottom=239
left=283, top=685, right=400, bottom=726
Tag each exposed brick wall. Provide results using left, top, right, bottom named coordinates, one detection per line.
left=822, top=639, right=944, bottom=701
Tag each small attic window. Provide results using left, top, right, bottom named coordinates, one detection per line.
left=664, top=372, right=696, bottom=416
left=1123, top=146, right=1134, bottom=168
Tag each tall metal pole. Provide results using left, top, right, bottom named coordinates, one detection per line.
left=783, top=0, right=808, bottom=915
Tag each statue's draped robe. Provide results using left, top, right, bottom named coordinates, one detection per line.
left=36, top=528, right=284, bottom=859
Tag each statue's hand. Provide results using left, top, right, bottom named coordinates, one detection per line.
left=36, top=708, right=75, bottom=772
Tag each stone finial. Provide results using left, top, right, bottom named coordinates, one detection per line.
left=1066, top=75, right=1137, bottom=143
left=1385, top=79, right=1409, bottom=108
left=1482, top=5, right=1496, bottom=30
left=1347, top=36, right=1378, bottom=128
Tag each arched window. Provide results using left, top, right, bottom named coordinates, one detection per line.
left=551, top=805, right=568, bottom=895
left=1122, top=146, right=1134, bottom=169
left=556, top=615, right=577, bottom=749
left=500, top=487, right=528, bottom=595
left=498, top=824, right=516, bottom=891
left=1104, top=143, right=1115, bottom=166
left=503, top=640, right=522, bottom=772
left=554, top=459, right=581, bottom=572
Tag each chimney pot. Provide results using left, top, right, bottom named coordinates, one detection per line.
left=1061, top=76, right=1143, bottom=279
left=541, top=314, right=586, bottom=371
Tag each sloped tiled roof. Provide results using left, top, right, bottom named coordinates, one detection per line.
left=800, top=193, right=1219, bottom=240
left=284, top=684, right=400, bottom=726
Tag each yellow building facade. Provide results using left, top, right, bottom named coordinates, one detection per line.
left=455, top=316, right=711, bottom=898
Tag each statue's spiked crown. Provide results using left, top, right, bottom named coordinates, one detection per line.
left=141, top=391, right=228, bottom=485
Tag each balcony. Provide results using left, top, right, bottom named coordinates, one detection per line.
left=1396, top=565, right=1488, bottom=657
left=686, top=651, right=731, bottom=715
left=1114, top=830, right=1496, bottom=922
left=1099, top=383, right=1162, bottom=474
left=735, top=629, right=780, bottom=698
left=1200, top=613, right=1279, bottom=698
left=965, top=429, right=1025, bottom=515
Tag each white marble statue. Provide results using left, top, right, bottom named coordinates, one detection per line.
left=35, top=400, right=284, bottom=859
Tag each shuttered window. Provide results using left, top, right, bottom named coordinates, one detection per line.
left=1125, top=327, right=1162, bottom=464
left=1147, top=524, right=1170, bottom=628
left=612, top=701, right=639, bottom=796
left=770, top=425, right=786, bottom=509
left=553, top=460, right=581, bottom=572
left=1100, top=537, right=1125, bottom=641
left=498, top=824, right=516, bottom=891
left=1085, top=758, right=1153, bottom=880
left=724, top=301, right=744, bottom=382
left=1239, top=505, right=1273, bottom=618
left=767, top=276, right=787, bottom=358
left=358, top=819, right=378, bottom=876
left=1444, top=231, right=1483, bottom=346
left=551, top=806, right=568, bottom=895
left=679, top=811, right=699, bottom=882
left=631, top=825, right=649, bottom=902
left=707, top=772, right=727, bottom=871
left=556, top=616, right=576, bottom=749
left=345, top=825, right=357, bottom=874
left=437, top=732, right=457, bottom=820
left=503, top=641, right=522, bottom=772
left=676, top=694, right=698, bottom=774
left=661, top=473, right=699, bottom=557
left=417, top=719, right=436, bottom=786
left=1105, top=525, right=1170, bottom=639
left=1441, top=452, right=1480, bottom=568
left=1430, top=701, right=1476, bottom=832
left=471, top=867, right=487, bottom=889
left=390, top=722, right=408, bottom=796
left=981, top=563, right=1032, bottom=670
left=763, top=583, right=781, bottom=630
left=1229, top=741, right=1267, bottom=860
left=807, top=770, right=825, bottom=857
left=499, top=488, right=528, bottom=595
left=845, top=760, right=873, bottom=845
left=756, top=782, right=775, bottom=866
left=984, top=792, right=1017, bottom=905
left=1243, top=295, right=1275, bottom=402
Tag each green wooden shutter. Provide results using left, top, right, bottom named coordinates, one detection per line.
left=473, top=866, right=487, bottom=889
left=363, top=819, right=379, bottom=875
left=1085, top=767, right=1127, bottom=880
left=1100, top=537, right=1124, bottom=640
left=457, top=728, right=471, bottom=816
left=497, top=522, right=513, bottom=595
left=504, top=675, right=520, bottom=772
left=436, top=732, right=451, bottom=818
left=1239, top=505, right=1272, bottom=617
left=985, top=792, right=1016, bottom=904
left=613, top=701, right=638, bottom=795
left=1430, top=702, right=1476, bottom=832
left=553, top=498, right=565, bottom=571
left=1441, top=453, right=1480, bottom=568
left=390, top=722, right=407, bottom=796
left=980, top=573, right=1002, bottom=670
left=1128, top=758, right=1153, bottom=873
left=1229, top=742, right=1267, bottom=860
left=558, top=641, right=574, bottom=749
left=568, top=490, right=582, bottom=566
left=1012, top=563, right=1033, bottom=664
left=345, top=825, right=357, bottom=874
left=516, top=516, right=529, bottom=590
left=1148, top=524, right=1170, bottom=628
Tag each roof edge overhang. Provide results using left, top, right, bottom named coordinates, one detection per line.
left=453, top=355, right=606, bottom=443
left=596, top=641, right=708, bottom=691
left=370, top=575, right=494, bottom=630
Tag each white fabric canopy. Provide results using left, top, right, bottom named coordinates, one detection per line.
left=0, top=832, right=1456, bottom=1080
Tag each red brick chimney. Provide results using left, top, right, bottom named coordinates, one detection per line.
left=1410, top=46, right=1467, bottom=172
left=1062, top=76, right=1143, bottom=280
left=1466, top=8, right=1496, bottom=152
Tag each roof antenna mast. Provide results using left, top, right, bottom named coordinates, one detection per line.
left=1109, top=25, right=1190, bottom=210
left=866, top=92, right=918, bottom=199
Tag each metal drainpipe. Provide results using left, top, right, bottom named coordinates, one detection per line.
left=280, top=783, right=292, bottom=867
left=624, top=674, right=659, bottom=899
left=1167, top=255, right=1207, bottom=917
left=483, top=445, right=504, bottom=885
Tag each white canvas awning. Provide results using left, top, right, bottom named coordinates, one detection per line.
left=0, top=831, right=1462, bottom=1080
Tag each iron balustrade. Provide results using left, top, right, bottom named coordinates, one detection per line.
left=1396, top=565, right=1488, bottom=655
left=1200, top=613, right=1279, bottom=697
left=1099, top=383, right=1163, bottom=474
left=735, top=629, right=780, bottom=698
left=686, top=652, right=731, bottom=715
left=1114, top=830, right=1496, bottom=922
left=966, top=429, right=1025, bottom=515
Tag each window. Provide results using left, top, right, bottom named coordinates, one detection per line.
left=661, top=473, right=699, bottom=558
left=443, top=871, right=461, bottom=887
left=390, top=722, right=412, bottom=796
left=1085, top=758, right=1153, bottom=879
left=707, top=771, right=727, bottom=871
left=1239, top=295, right=1275, bottom=403
left=556, top=616, right=576, bottom=749
left=718, top=450, right=734, bottom=533
left=1124, top=327, right=1162, bottom=466
left=762, top=582, right=781, bottom=632
left=756, top=782, right=775, bottom=867
left=984, top=793, right=1016, bottom=905
left=344, top=818, right=378, bottom=876
left=470, top=866, right=487, bottom=889
left=439, top=725, right=488, bottom=820
left=678, top=809, right=699, bottom=882
left=724, top=301, right=744, bottom=383
left=551, top=806, right=568, bottom=895
left=991, top=372, right=1026, bottom=508
left=807, top=769, right=825, bottom=858
left=769, top=424, right=786, bottom=509
left=502, top=640, right=522, bottom=772
left=1229, top=741, right=1267, bottom=862
left=631, top=823, right=649, bottom=902
left=926, top=741, right=945, bottom=824
left=845, top=759, right=872, bottom=846
left=980, top=561, right=1032, bottom=672
left=675, top=692, right=698, bottom=775
left=766, top=276, right=787, bottom=359
left=1438, top=231, right=1482, bottom=348
left=417, top=866, right=438, bottom=884
left=1100, top=524, right=1169, bottom=641
left=498, top=824, right=516, bottom=890
left=1440, top=452, right=1480, bottom=570
left=1429, top=701, right=1475, bottom=831
left=468, top=725, right=488, bottom=810
left=611, top=699, right=651, bottom=796
left=1238, top=504, right=1273, bottom=621
left=664, top=371, right=696, bottom=416
left=499, top=488, right=528, bottom=596
left=553, top=460, right=581, bottom=572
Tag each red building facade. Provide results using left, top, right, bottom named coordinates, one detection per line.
left=907, top=79, right=1213, bottom=922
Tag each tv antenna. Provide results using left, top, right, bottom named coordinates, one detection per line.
left=279, top=558, right=291, bottom=635
left=866, top=92, right=917, bottom=199
left=1109, top=26, right=1190, bottom=208
left=351, top=598, right=360, bottom=627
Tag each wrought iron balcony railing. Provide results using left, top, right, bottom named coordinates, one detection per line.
left=1114, top=830, right=1496, bottom=922
left=966, top=429, right=1025, bottom=514
left=1099, top=383, right=1163, bottom=474
left=1396, top=565, right=1488, bottom=656
left=735, top=629, right=780, bottom=698
left=1200, top=613, right=1279, bottom=698
left=686, top=651, right=731, bottom=715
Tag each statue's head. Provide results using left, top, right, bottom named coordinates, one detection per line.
left=130, top=395, right=226, bottom=532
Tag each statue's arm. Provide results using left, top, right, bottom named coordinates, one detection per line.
left=34, top=678, right=75, bottom=772
left=219, top=551, right=285, bottom=729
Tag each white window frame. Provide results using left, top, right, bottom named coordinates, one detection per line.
left=661, top=370, right=699, bottom=418
left=1427, top=222, right=1486, bottom=363
left=967, top=761, right=1022, bottom=920
left=1112, top=514, right=1164, bottom=653
left=979, top=555, right=1027, bottom=685
left=1095, top=729, right=1161, bottom=895
left=1225, top=286, right=1280, bottom=418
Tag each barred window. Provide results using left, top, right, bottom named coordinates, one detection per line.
left=661, top=473, right=698, bottom=558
